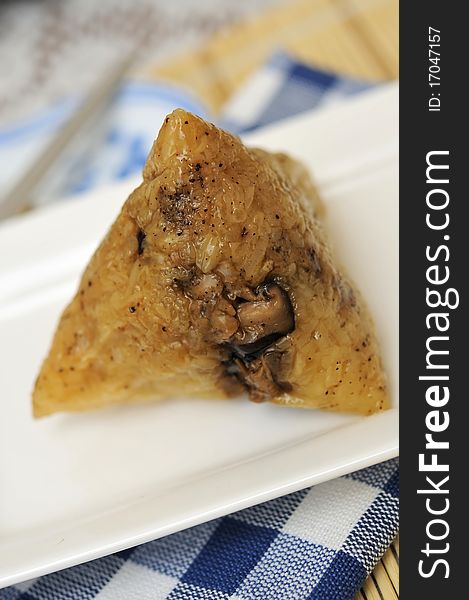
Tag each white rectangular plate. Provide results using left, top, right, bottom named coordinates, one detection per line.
left=0, top=84, right=399, bottom=588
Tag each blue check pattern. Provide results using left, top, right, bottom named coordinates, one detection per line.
left=220, top=52, right=372, bottom=134
left=2, top=459, right=399, bottom=600
left=1, top=56, right=398, bottom=599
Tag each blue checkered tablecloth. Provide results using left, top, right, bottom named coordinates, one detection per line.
left=5, top=460, right=398, bottom=600
left=1, top=55, right=398, bottom=599
left=220, top=52, right=371, bottom=134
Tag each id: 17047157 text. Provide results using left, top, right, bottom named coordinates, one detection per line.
left=428, top=26, right=441, bottom=112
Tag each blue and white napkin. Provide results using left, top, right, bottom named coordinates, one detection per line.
left=0, top=55, right=398, bottom=600
left=220, top=52, right=371, bottom=133
left=7, top=460, right=398, bottom=600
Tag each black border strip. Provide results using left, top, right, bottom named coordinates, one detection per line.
left=400, top=2, right=465, bottom=595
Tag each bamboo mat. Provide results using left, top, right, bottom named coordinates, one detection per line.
left=144, top=0, right=398, bottom=113
left=145, top=0, right=399, bottom=597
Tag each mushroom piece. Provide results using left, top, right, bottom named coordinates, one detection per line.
left=225, top=282, right=295, bottom=362
left=224, top=349, right=293, bottom=403
left=225, top=356, right=280, bottom=402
